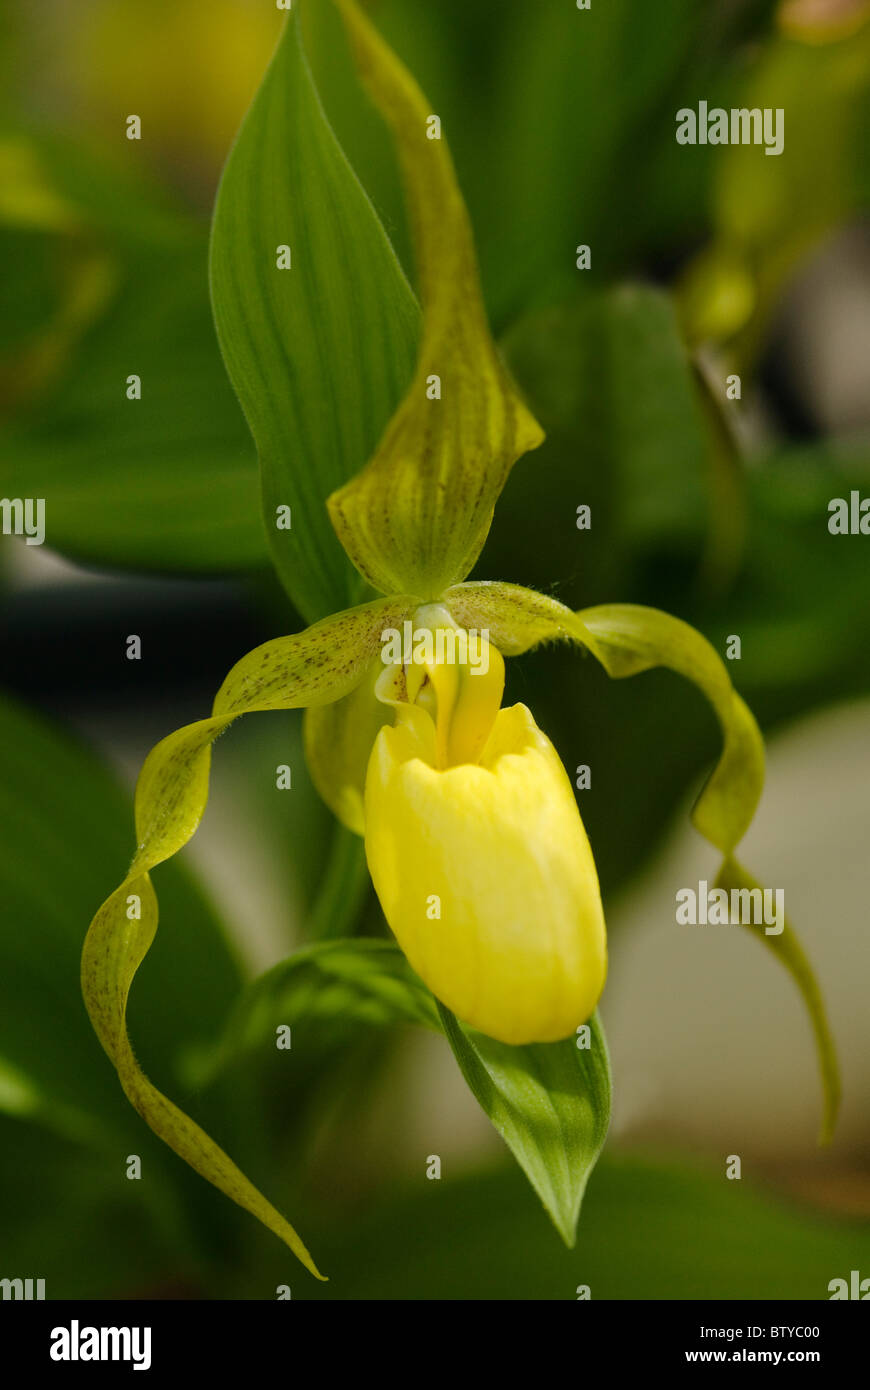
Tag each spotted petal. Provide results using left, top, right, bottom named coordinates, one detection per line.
left=81, top=595, right=413, bottom=1277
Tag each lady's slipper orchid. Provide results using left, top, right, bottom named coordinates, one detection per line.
left=363, top=607, right=607, bottom=1046
left=82, top=0, right=840, bottom=1280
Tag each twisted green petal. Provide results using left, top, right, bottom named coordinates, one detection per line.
left=82, top=595, right=413, bottom=1277
left=445, top=580, right=840, bottom=1141
left=715, top=856, right=840, bottom=1144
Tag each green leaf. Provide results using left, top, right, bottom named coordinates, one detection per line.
left=482, top=0, right=705, bottom=315
left=209, top=5, right=419, bottom=621
left=437, top=1004, right=611, bottom=1247
left=299, top=1155, right=870, bottom=1301
left=706, top=445, right=870, bottom=702
left=595, top=286, right=711, bottom=553
left=1, top=241, right=266, bottom=572
left=0, top=1115, right=193, bottom=1298
left=201, top=939, right=438, bottom=1084
left=0, top=130, right=264, bottom=573
left=201, top=932, right=609, bottom=1249
left=0, top=127, right=192, bottom=250
left=487, top=287, right=713, bottom=603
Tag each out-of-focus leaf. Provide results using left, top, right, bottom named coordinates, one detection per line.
left=602, top=287, right=711, bottom=553
left=0, top=690, right=242, bottom=1139
left=0, top=1115, right=196, bottom=1298
left=438, top=1005, right=611, bottom=1248
left=298, top=1155, right=870, bottom=1300
left=0, top=135, right=118, bottom=413
left=0, top=241, right=266, bottom=572
left=0, top=128, right=267, bottom=572
left=210, top=5, right=419, bottom=621
left=0, top=227, right=66, bottom=350
left=706, top=446, right=870, bottom=703
left=483, top=287, right=711, bottom=604
left=66, top=0, right=282, bottom=179
left=0, top=128, right=190, bottom=248
left=477, top=0, right=754, bottom=320
left=678, top=22, right=870, bottom=363
left=202, top=709, right=337, bottom=945
left=304, top=0, right=780, bottom=327
left=201, top=940, right=438, bottom=1085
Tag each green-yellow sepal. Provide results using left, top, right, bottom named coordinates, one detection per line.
left=326, top=0, right=544, bottom=599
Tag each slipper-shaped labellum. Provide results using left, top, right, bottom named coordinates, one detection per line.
left=364, top=607, right=607, bottom=1045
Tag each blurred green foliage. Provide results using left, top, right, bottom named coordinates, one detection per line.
left=0, top=134, right=264, bottom=571
left=299, top=1156, right=870, bottom=1301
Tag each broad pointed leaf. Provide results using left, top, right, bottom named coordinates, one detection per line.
left=438, top=1004, right=611, bottom=1247
left=210, top=4, right=419, bottom=621
left=201, top=936, right=610, bottom=1248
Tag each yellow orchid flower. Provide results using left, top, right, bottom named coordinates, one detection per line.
left=82, top=0, right=840, bottom=1280
left=363, top=605, right=607, bottom=1046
